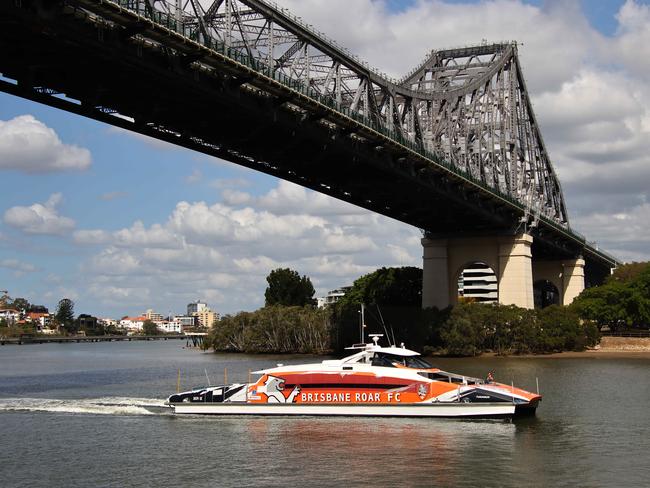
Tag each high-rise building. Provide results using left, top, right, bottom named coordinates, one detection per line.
left=193, top=310, right=218, bottom=328
left=187, top=300, right=208, bottom=315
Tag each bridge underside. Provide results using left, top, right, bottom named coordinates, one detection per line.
left=0, top=1, right=615, bottom=281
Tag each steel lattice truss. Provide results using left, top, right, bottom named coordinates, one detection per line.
left=110, top=0, right=569, bottom=226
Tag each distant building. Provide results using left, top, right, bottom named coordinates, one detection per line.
left=98, top=318, right=117, bottom=328
left=119, top=316, right=147, bottom=331
left=174, top=315, right=197, bottom=329
left=192, top=310, right=218, bottom=328
left=457, top=263, right=498, bottom=303
left=144, top=309, right=164, bottom=322
left=26, top=312, right=51, bottom=331
left=155, top=320, right=182, bottom=334
left=78, top=314, right=99, bottom=333
left=187, top=300, right=208, bottom=315
left=317, top=287, right=351, bottom=308
left=0, top=308, right=20, bottom=325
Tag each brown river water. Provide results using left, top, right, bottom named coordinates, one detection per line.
left=0, top=341, right=648, bottom=487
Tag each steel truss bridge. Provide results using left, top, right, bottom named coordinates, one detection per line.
left=0, top=0, right=617, bottom=280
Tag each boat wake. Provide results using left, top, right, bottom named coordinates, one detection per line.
left=0, top=397, right=169, bottom=416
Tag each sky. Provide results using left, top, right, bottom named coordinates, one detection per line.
left=1, top=0, right=649, bottom=318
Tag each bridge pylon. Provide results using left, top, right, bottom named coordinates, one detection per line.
left=422, top=234, right=586, bottom=310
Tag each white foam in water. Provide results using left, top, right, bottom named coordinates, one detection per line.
left=0, top=397, right=169, bottom=416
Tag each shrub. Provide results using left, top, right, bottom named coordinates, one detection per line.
left=205, top=305, right=332, bottom=354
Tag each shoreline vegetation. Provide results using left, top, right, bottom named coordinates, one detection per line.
left=203, top=263, right=650, bottom=358
left=5, top=263, right=648, bottom=357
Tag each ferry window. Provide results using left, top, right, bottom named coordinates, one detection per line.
left=371, top=354, right=396, bottom=367
left=372, top=353, right=433, bottom=369
left=404, top=356, right=433, bottom=369
left=419, top=372, right=450, bottom=381
left=418, top=371, right=467, bottom=383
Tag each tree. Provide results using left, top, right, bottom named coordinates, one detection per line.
left=204, top=305, right=331, bottom=354
left=142, top=319, right=159, bottom=335
left=608, top=262, right=648, bottom=284
left=342, top=267, right=422, bottom=307
left=55, top=298, right=76, bottom=333
left=264, top=268, right=316, bottom=307
left=572, top=261, right=650, bottom=329
left=329, top=267, right=427, bottom=352
left=9, top=297, right=30, bottom=314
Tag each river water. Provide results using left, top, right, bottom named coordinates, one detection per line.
left=0, top=341, right=648, bottom=487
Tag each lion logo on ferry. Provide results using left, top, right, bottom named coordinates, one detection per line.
left=262, top=375, right=301, bottom=403
left=417, top=383, right=428, bottom=400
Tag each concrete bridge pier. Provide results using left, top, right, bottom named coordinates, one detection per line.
left=422, top=234, right=585, bottom=309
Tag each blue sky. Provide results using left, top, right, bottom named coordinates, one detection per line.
left=1, top=0, right=649, bottom=318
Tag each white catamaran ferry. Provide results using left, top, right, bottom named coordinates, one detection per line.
left=167, top=335, right=541, bottom=418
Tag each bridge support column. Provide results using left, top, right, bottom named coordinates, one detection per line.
left=422, top=238, right=450, bottom=309
left=421, top=233, right=535, bottom=309
left=498, top=234, right=534, bottom=309
left=561, top=258, right=585, bottom=305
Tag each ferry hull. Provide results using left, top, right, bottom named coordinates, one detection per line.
left=168, top=402, right=517, bottom=418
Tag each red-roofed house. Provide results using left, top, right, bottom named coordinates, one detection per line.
left=119, top=316, right=147, bottom=331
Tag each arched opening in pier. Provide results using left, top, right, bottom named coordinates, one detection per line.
left=533, top=280, right=560, bottom=308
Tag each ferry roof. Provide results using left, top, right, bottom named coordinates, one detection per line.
left=253, top=344, right=423, bottom=374
left=367, top=346, right=420, bottom=356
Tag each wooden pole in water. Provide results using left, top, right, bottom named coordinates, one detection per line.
left=224, top=367, right=228, bottom=385
left=248, top=369, right=251, bottom=385
left=177, top=369, right=181, bottom=393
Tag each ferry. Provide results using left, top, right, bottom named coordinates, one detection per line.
left=166, top=336, right=541, bottom=418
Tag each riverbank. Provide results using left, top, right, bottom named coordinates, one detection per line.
left=476, top=337, right=650, bottom=359
left=424, top=337, right=650, bottom=360
left=0, top=333, right=206, bottom=346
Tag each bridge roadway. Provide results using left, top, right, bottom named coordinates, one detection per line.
left=0, top=1, right=617, bottom=283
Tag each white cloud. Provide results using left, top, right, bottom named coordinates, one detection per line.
left=0, top=115, right=91, bottom=172
left=570, top=203, right=650, bottom=263
left=256, top=180, right=363, bottom=216
left=275, top=0, right=601, bottom=93
left=0, top=258, right=38, bottom=274
left=614, top=1, right=650, bottom=80
left=221, top=189, right=252, bottom=206
left=113, top=221, right=182, bottom=249
left=74, top=179, right=421, bottom=314
left=73, top=229, right=111, bottom=245
left=4, top=193, right=75, bottom=235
